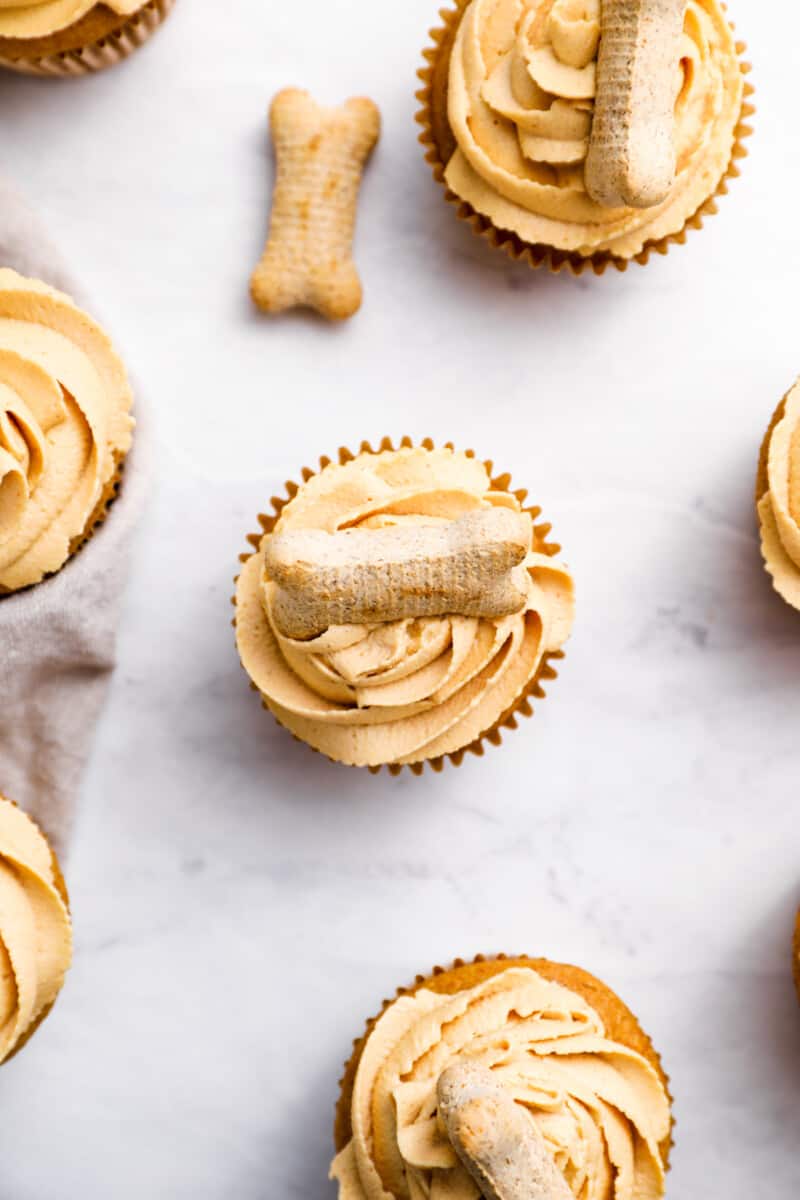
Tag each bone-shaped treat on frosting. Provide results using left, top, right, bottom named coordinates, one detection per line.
left=263, top=508, right=531, bottom=639
left=250, top=88, right=380, bottom=321
left=585, top=0, right=686, bottom=209
left=437, top=1061, right=573, bottom=1200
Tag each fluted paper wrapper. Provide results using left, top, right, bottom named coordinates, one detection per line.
left=0, top=179, right=150, bottom=855
left=0, top=0, right=173, bottom=77
left=415, top=0, right=754, bottom=276
left=234, top=436, right=567, bottom=775
left=333, top=952, right=673, bottom=1163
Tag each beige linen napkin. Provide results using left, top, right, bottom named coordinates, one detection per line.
left=0, top=180, right=150, bottom=854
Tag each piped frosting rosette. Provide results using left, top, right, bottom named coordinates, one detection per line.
left=417, top=0, right=752, bottom=268
left=0, top=270, right=133, bottom=593
left=235, top=442, right=574, bottom=770
left=757, top=383, right=800, bottom=612
left=331, top=964, right=672, bottom=1200
left=0, top=0, right=141, bottom=39
left=0, top=796, right=72, bottom=1065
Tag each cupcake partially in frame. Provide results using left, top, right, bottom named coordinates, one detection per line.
left=0, top=793, right=72, bottom=1066
left=757, top=381, right=800, bottom=612
left=0, top=0, right=174, bottom=77
left=417, top=0, right=753, bottom=274
left=234, top=439, right=574, bottom=773
left=332, top=955, right=672, bottom=1199
left=0, top=269, right=134, bottom=594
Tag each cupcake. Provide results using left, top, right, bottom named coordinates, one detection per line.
left=417, top=0, right=752, bottom=273
left=0, top=269, right=134, bottom=594
left=756, top=381, right=800, bottom=612
left=234, top=440, right=574, bottom=772
left=332, top=955, right=672, bottom=1198
left=0, top=0, right=173, bottom=77
left=0, top=794, right=72, bottom=1065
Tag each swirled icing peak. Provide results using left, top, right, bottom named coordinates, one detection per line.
left=331, top=966, right=671, bottom=1200
left=0, top=797, right=72, bottom=1065
left=0, top=270, right=133, bottom=593
left=0, top=0, right=141, bottom=40
left=445, top=0, right=744, bottom=257
left=758, top=383, right=800, bottom=611
left=235, top=447, right=574, bottom=766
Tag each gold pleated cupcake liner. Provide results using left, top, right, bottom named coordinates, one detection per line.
left=334, top=951, right=673, bottom=1168
left=1, top=796, right=70, bottom=1066
left=233, top=435, right=567, bottom=776
left=415, top=0, right=754, bottom=276
left=0, top=0, right=174, bottom=77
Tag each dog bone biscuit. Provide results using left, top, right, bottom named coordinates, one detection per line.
left=263, top=508, right=531, bottom=639
left=250, top=88, right=380, bottom=320
left=585, top=0, right=686, bottom=209
left=437, top=1061, right=573, bottom=1200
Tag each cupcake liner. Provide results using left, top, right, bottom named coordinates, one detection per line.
left=0, top=0, right=174, bottom=77
left=415, top=0, right=754, bottom=276
left=1, top=798, right=70, bottom=1066
left=233, top=436, right=567, bottom=776
left=334, top=951, right=673, bottom=1167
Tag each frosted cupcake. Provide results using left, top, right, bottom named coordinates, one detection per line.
left=0, top=270, right=134, bottom=594
left=0, top=795, right=72, bottom=1065
left=417, top=0, right=752, bottom=273
left=757, top=381, right=800, bottom=612
left=0, top=0, right=174, bottom=76
left=332, top=955, right=672, bottom=1199
left=235, top=440, right=574, bottom=772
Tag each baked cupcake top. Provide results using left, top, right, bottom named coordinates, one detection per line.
left=331, top=965, right=671, bottom=1199
left=235, top=446, right=574, bottom=767
left=445, top=0, right=744, bottom=257
left=0, top=0, right=141, bottom=39
left=0, top=269, right=133, bottom=593
left=757, top=383, right=800, bottom=611
left=0, top=797, right=72, bottom=1065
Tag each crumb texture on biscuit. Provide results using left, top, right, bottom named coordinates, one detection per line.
left=250, top=89, right=380, bottom=321
left=331, top=965, right=671, bottom=1199
left=0, top=796, right=72, bottom=1065
left=235, top=446, right=574, bottom=767
left=758, top=382, right=800, bottom=611
left=444, top=0, right=744, bottom=257
left=0, top=269, right=133, bottom=593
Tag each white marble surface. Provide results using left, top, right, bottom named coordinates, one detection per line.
left=1, top=1, right=799, bottom=1195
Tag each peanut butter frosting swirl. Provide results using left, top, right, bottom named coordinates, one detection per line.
left=331, top=967, right=671, bottom=1200
left=445, top=0, right=744, bottom=257
left=0, top=270, right=133, bottom=593
left=758, top=383, right=800, bottom=611
left=235, top=448, right=574, bottom=767
left=0, top=0, right=141, bottom=39
left=0, top=798, right=72, bottom=1065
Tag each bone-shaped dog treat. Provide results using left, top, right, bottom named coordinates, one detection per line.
left=263, top=508, right=531, bottom=639
left=250, top=88, right=380, bottom=320
left=437, top=1062, right=573, bottom=1200
left=585, top=0, right=686, bottom=209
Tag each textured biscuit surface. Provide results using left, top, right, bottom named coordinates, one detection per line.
left=586, top=0, right=686, bottom=208
left=250, top=88, right=380, bottom=320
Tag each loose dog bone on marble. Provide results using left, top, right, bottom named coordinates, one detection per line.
left=250, top=88, right=380, bottom=320
left=437, top=1061, right=573, bottom=1200
left=264, top=508, right=531, bottom=639
left=585, top=0, right=686, bottom=209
